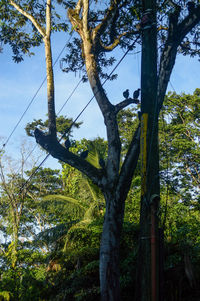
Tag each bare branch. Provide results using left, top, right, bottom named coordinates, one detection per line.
left=92, top=1, right=118, bottom=43
left=68, top=1, right=83, bottom=35
left=0, top=159, right=14, bottom=203
left=9, top=0, right=46, bottom=38
left=177, top=5, right=200, bottom=42
left=117, top=125, right=140, bottom=198
left=75, top=0, right=83, bottom=14
left=115, top=98, right=139, bottom=114
left=34, top=129, right=103, bottom=187
left=158, top=5, right=200, bottom=110
left=99, top=31, right=139, bottom=52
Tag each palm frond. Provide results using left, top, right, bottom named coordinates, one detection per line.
left=42, top=194, right=86, bottom=212
left=34, top=223, right=73, bottom=247
left=85, top=142, right=101, bottom=169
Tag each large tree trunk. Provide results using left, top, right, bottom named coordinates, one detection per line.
left=100, top=190, right=125, bottom=301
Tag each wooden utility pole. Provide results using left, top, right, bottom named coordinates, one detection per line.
left=136, top=0, right=160, bottom=300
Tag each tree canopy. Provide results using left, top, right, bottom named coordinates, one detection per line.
left=0, top=91, right=199, bottom=300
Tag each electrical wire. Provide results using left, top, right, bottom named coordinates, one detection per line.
left=58, top=37, right=140, bottom=143
left=10, top=1, right=96, bottom=170
left=0, top=0, right=97, bottom=152
left=21, top=38, right=141, bottom=169
left=1, top=0, right=99, bottom=202
left=18, top=72, right=87, bottom=172
left=56, top=77, right=84, bottom=116
left=169, top=80, right=176, bottom=93
left=1, top=0, right=96, bottom=154
left=20, top=37, right=140, bottom=193
left=16, top=76, right=84, bottom=171
left=0, top=36, right=72, bottom=153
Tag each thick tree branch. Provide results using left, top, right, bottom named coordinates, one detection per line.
left=75, top=0, right=83, bottom=14
left=68, top=6, right=83, bottom=35
left=117, top=125, right=140, bottom=198
left=91, top=1, right=139, bottom=53
left=157, top=5, right=200, bottom=110
left=99, top=31, right=139, bottom=52
left=34, top=129, right=103, bottom=186
left=115, top=98, right=139, bottom=114
left=68, top=1, right=122, bottom=181
left=9, top=0, right=46, bottom=38
left=109, top=1, right=119, bottom=44
left=82, top=0, right=89, bottom=36
left=92, top=1, right=118, bottom=43
left=177, top=5, right=200, bottom=42
left=85, top=69, right=121, bottom=179
left=46, top=0, right=51, bottom=38
left=186, top=164, right=200, bottom=187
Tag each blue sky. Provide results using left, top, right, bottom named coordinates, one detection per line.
left=0, top=29, right=199, bottom=171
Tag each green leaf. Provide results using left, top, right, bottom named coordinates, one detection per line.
left=85, top=142, right=101, bottom=168
left=0, top=291, right=12, bottom=301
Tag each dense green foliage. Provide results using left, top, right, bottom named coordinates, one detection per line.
left=25, top=116, right=82, bottom=140
left=0, top=0, right=69, bottom=62
left=0, top=91, right=199, bottom=300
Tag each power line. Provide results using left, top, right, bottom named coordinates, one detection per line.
left=0, top=0, right=97, bottom=152
left=21, top=41, right=141, bottom=169
left=1, top=36, right=72, bottom=153
left=18, top=74, right=86, bottom=171
left=9, top=2, right=96, bottom=166
left=56, top=77, right=84, bottom=116
left=21, top=37, right=140, bottom=192
left=22, top=144, right=38, bottom=165
left=169, top=80, right=177, bottom=93
left=1, top=76, right=46, bottom=151
left=17, top=77, right=82, bottom=169
left=58, top=38, right=140, bottom=142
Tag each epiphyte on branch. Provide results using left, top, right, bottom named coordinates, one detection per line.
left=80, top=150, right=89, bottom=159
left=123, top=89, right=129, bottom=99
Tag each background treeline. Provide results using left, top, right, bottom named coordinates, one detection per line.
left=0, top=90, right=200, bottom=300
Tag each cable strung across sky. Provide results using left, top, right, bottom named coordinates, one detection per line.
left=1, top=0, right=97, bottom=152
left=20, top=38, right=141, bottom=193
left=1, top=36, right=72, bottom=152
